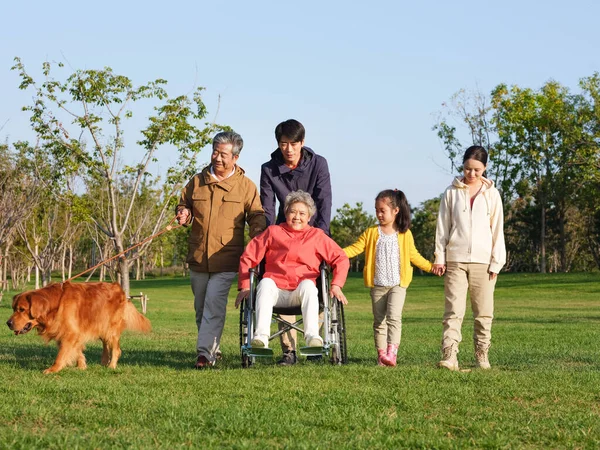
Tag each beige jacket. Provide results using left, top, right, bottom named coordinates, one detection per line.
left=177, top=165, right=266, bottom=273
left=434, top=176, right=506, bottom=274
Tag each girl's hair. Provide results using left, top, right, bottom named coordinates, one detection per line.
left=375, top=189, right=410, bottom=233
left=463, top=145, right=488, bottom=165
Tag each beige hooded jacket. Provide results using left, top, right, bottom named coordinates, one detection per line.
left=434, top=176, right=506, bottom=274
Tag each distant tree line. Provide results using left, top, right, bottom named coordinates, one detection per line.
left=1, top=60, right=598, bottom=294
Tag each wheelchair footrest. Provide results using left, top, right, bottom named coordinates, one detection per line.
left=245, top=347, right=274, bottom=358
left=299, top=346, right=323, bottom=356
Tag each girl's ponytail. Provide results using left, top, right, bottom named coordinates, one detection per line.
left=375, top=189, right=411, bottom=233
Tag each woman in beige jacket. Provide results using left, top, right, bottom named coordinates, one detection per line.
left=432, top=146, right=506, bottom=371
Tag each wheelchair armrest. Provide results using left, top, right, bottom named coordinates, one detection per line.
left=319, top=261, right=331, bottom=273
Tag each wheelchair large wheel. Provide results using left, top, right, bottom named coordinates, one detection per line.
left=329, top=299, right=348, bottom=365
left=239, top=299, right=254, bottom=368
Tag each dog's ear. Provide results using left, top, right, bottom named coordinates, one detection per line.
left=29, top=294, right=50, bottom=320
left=12, top=293, right=22, bottom=310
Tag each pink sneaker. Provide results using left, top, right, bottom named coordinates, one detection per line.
left=381, top=344, right=399, bottom=367
left=377, top=349, right=387, bottom=366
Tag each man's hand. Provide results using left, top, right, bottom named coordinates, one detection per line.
left=330, top=284, right=347, bottom=305
left=489, top=272, right=498, bottom=281
left=235, top=289, right=250, bottom=308
left=176, top=208, right=191, bottom=225
left=432, top=264, right=446, bottom=276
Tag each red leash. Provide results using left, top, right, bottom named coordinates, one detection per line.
left=66, top=217, right=183, bottom=283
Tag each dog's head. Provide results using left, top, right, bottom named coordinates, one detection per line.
left=6, top=290, right=52, bottom=335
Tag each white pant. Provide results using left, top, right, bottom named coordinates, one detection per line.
left=254, top=278, right=319, bottom=344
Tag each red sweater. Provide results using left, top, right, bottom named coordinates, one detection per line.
left=238, top=224, right=349, bottom=291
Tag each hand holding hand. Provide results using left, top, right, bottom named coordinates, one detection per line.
left=235, top=289, right=250, bottom=308
left=330, top=284, right=347, bottom=305
left=432, top=264, right=446, bottom=276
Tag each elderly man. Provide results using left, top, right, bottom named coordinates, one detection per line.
left=260, top=119, right=332, bottom=365
left=177, top=131, right=266, bottom=369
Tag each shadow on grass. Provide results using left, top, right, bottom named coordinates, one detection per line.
left=0, top=342, right=195, bottom=372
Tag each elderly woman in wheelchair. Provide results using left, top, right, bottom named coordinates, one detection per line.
left=236, top=190, right=350, bottom=365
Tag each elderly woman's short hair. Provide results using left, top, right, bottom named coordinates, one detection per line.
left=212, top=131, right=244, bottom=156
left=284, top=190, right=316, bottom=218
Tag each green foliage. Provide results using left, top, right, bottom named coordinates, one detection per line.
left=410, top=197, right=441, bottom=262
left=331, top=203, right=376, bottom=271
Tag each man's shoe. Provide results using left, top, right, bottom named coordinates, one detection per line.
left=277, top=351, right=297, bottom=366
left=195, top=355, right=214, bottom=370
left=438, top=343, right=459, bottom=371
left=475, top=345, right=491, bottom=369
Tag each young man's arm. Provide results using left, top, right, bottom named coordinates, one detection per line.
left=312, top=157, right=332, bottom=234
left=259, top=164, right=277, bottom=227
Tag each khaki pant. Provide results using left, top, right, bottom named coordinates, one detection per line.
left=370, top=286, right=407, bottom=350
left=278, top=311, right=325, bottom=351
left=442, top=262, right=496, bottom=349
left=190, top=270, right=237, bottom=362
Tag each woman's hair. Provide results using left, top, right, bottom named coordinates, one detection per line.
left=284, top=190, right=316, bottom=218
left=375, top=189, right=410, bottom=233
left=463, top=145, right=488, bottom=166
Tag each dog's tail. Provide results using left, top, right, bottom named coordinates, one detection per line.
left=123, top=301, right=152, bottom=333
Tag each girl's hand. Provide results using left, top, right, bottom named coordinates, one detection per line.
left=330, top=284, right=347, bottom=305
left=235, top=289, right=250, bottom=308
left=432, top=264, right=446, bottom=276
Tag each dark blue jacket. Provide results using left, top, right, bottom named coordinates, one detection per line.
left=260, top=147, right=332, bottom=234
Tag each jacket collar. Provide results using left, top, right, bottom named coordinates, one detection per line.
left=202, top=165, right=245, bottom=191
left=280, top=222, right=314, bottom=235
left=269, top=147, right=315, bottom=175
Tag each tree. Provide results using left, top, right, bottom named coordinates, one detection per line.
left=13, top=58, right=220, bottom=294
left=410, top=197, right=440, bottom=263
left=491, top=78, right=599, bottom=272
left=331, top=203, right=376, bottom=272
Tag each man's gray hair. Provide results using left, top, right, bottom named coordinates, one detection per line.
left=284, top=190, right=316, bottom=218
left=212, top=131, right=244, bottom=156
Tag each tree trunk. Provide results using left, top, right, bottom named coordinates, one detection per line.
left=558, top=202, right=567, bottom=272
left=61, top=244, right=67, bottom=281
left=35, top=242, right=40, bottom=289
left=68, top=244, right=73, bottom=278
left=539, top=189, right=546, bottom=274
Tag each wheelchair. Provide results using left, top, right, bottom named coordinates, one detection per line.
left=239, top=261, right=348, bottom=367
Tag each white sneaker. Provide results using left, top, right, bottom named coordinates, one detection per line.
left=250, top=335, right=268, bottom=348
left=306, top=335, right=323, bottom=347
left=438, top=343, right=459, bottom=371
left=475, top=345, right=491, bottom=370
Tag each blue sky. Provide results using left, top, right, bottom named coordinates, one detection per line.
left=2, top=0, right=599, bottom=215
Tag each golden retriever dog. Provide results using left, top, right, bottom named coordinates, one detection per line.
left=6, top=281, right=151, bottom=374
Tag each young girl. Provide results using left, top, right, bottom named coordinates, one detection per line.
left=344, top=189, right=435, bottom=366
left=432, top=146, right=506, bottom=371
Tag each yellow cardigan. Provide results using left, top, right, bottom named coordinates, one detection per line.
left=343, top=226, right=433, bottom=288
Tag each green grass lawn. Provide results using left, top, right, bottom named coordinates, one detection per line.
left=1, top=272, right=599, bottom=449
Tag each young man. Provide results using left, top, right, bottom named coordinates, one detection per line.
left=259, top=119, right=332, bottom=365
